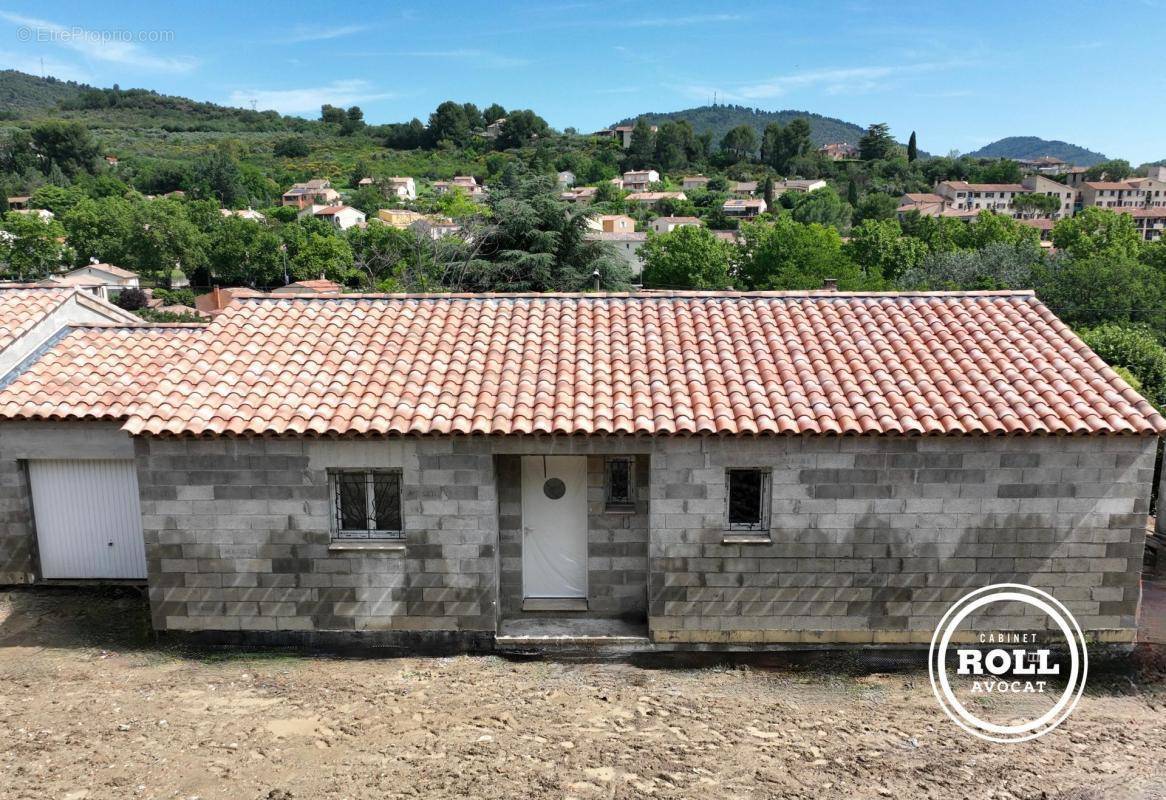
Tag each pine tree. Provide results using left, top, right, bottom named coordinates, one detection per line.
left=847, top=178, right=859, bottom=207
left=907, top=131, right=918, bottom=163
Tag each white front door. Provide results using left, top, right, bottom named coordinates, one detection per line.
left=521, top=456, right=587, bottom=599
left=28, top=459, right=148, bottom=580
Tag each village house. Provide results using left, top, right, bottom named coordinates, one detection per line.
left=411, top=217, right=462, bottom=241
left=722, top=197, right=768, bottom=219
left=560, top=187, right=597, bottom=203
left=281, top=180, right=341, bottom=209
left=818, top=142, right=859, bottom=160
left=301, top=204, right=366, bottom=230
left=587, top=214, right=636, bottom=234
left=896, top=193, right=949, bottom=218
left=433, top=176, right=486, bottom=199
left=38, top=262, right=140, bottom=303
left=385, top=177, right=417, bottom=201
left=681, top=175, right=710, bottom=190
left=620, top=170, right=660, bottom=191
left=376, top=208, right=428, bottom=228
left=933, top=175, right=1075, bottom=220
left=0, top=290, right=1159, bottom=653
left=649, top=216, right=702, bottom=234
left=6, top=196, right=29, bottom=210
left=357, top=177, right=374, bottom=187
left=625, top=191, right=686, bottom=208
left=583, top=231, right=646, bottom=278
left=773, top=179, right=828, bottom=197
left=484, top=118, right=506, bottom=139
left=219, top=208, right=266, bottom=222
left=557, top=171, right=576, bottom=188
left=1016, top=156, right=1067, bottom=174
left=729, top=181, right=758, bottom=196
left=104, top=155, right=119, bottom=168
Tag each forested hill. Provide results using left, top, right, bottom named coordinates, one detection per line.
left=614, top=105, right=867, bottom=146
left=0, top=70, right=90, bottom=113
left=967, top=136, right=1108, bottom=166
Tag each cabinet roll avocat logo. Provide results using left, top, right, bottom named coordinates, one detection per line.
left=928, top=583, right=1088, bottom=743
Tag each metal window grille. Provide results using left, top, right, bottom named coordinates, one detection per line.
left=605, top=457, right=635, bottom=509
left=726, top=469, right=771, bottom=531
left=331, top=470, right=403, bottom=540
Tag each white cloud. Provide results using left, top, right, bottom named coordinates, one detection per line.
left=0, top=11, right=197, bottom=72
left=363, top=48, right=530, bottom=68
left=686, top=62, right=959, bottom=101
left=278, top=24, right=368, bottom=44
left=625, top=13, right=744, bottom=27
left=226, top=79, right=394, bottom=114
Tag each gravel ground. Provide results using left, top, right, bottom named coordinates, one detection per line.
left=1, top=587, right=1165, bottom=800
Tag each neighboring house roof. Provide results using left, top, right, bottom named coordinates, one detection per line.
left=271, top=279, right=344, bottom=294
left=68, top=291, right=1165, bottom=438
left=313, top=205, right=361, bottom=216
left=584, top=232, right=647, bottom=242
left=654, top=216, right=702, bottom=225
left=626, top=192, right=686, bottom=202
left=941, top=181, right=1028, bottom=192
left=65, top=263, right=138, bottom=280
left=1083, top=181, right=1137, bottom=190
left=902, top=193, right=945, bottom=204
left=0, top=326, right=203, bottom=422
left=0, top=287, right=141, bottom=354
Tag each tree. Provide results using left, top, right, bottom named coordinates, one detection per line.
left=428, top=101, right=473, bottom=147
left=653, top=120, right=695, bottom=172
left=1084, top=159, right=1132, bottom=182
left=846, top=178, right=859, bottom=207
left=130, top=199, right=206, bottom=287
left=496, top=109, right=550, bottom=149
left=844, top=219, right=926, bottom=282
left=858, top=123, right=896, bottom=161
left=853, top=192, right=899, bottom=225
left=640, top=226, right=734, bottom=289
left=897, top=241, right=1043, bottom=291
left=1012, top=193, right=1062, bottom=217
left=457, top=166, right=632, bottom=292
left=720, top=124, right=757, bottom=161
left=1034, top=251, right=1166, bottom=330
left=112, top=287, right=149, bottom=311
left=273, top=137, right=311, bottom=158
left=0, top=211, right=68, bottom=279
left=788, top=187, right=852, bottom=229
left=957, top=211, right=1041, bottom=250
left=907, top=131, right=918, bottom=163
left=1078, top=323, right=1166, bottom=407
left=624, top=119, right=656, bottom=170
left=61, top=196, right=137, bottom=266
left=483, top=103, right=507, bottom=124
left=190, top=148, right=247, bottom=206
left=30, top=120, right=99, bottom=178
left=204, top=215, right=285, bottom=287
left=340, top=106, right=365, bottom=136
left=1052, top=207, right=1143, bottom=260
left=320, top=104, right=347, bottom=125
left=280, top=218, right=355, bottom=284
left=760, top=119, right=812, bottom=173
left=762, top=176, right=775, bottom=209
left=738, top=216, right=871, bottom=290
left=30, top=184, right=85, bottom=216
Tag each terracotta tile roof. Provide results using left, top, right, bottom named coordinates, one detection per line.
left=0, top=326, right=203, bottom=422
left=0, top=288, right=72, bottom=351
left=103, top=292, right=1166, bottom=438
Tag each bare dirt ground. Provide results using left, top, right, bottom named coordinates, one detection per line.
left=1, top=588, right=1165, bottom=800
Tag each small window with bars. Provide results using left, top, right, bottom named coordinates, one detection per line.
left=726, top=468, right=771, bottom=532
left=605, top=457, right=636, bottom=510
left=330, top=469, right=403, bottom=539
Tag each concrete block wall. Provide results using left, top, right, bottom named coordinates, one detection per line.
left=0, top=457, right=33, bottom=584
left=497, top=454, right=648, bottom=620
left=648, top=434, right=1156, bottom=645
left=135, top=436, right=498, bottom=636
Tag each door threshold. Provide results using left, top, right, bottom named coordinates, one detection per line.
left=522, top=597, right=588, bottom=612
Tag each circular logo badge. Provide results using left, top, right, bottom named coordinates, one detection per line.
left=928, top=583, right=1088, bottom=743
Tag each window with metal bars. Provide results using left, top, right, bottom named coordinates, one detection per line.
left=604, top=457, right=636, bottom=510
left=330, top=469, right=403, bottom=539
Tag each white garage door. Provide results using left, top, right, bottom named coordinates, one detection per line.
left=28, top=459, right=147, bottom=580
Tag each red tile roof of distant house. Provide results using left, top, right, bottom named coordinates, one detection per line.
left=43, top=291, right=1158, bottom=438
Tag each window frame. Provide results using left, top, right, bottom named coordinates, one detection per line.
left=604, top=456, right=637, bottom=511
left=329, top=468, right=404, bottom=540
left=724, top=468, right=772, bottom=532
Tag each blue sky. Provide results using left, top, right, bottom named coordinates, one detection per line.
left=0, top=1, right=1163, bottom=162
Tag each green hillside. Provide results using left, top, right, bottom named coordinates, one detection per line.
left=0, top=69, right=90, bottom=114
left=614, top=104, right=867, bottom=147
left=967, top=136, right=1108, bottom=167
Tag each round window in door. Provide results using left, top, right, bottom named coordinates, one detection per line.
left=543, top=478, right=566, bottom=500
